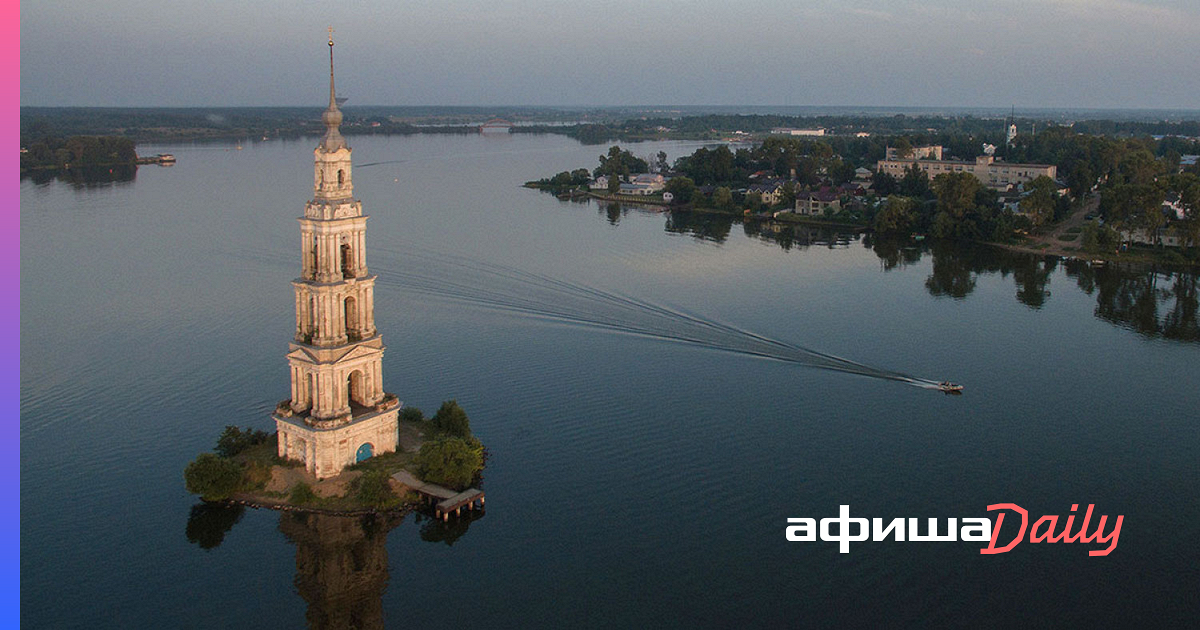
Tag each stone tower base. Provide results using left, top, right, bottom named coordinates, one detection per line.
left=275, top=407, right=400, bottom=480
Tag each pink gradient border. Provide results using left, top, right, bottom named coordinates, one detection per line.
left=8, top=0, right=21, bottom=623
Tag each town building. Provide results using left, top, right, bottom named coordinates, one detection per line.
left=771, top=128, right=826, bottom=136
left=480, top=118, right=513, bottom=134
left=794, top=189, right=841, bottom=216
left=876, top=154, right=1056, bottom=190
left=748, top=180, right=789, bottom=205
left=885, top=145, right=943, bottom=161
left=273, top=35, right=400, bottom=479
left=593, top=173, right=666, bottom=195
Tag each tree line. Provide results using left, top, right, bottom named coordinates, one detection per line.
left=20, top=135, right=137, bottom=171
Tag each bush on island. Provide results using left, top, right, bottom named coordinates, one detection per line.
left=354, top=469, right=401, bottom=510
left=429, top=400, right=471, bottom=438
left=400, top=406, right=425, bottom=424
left=215, top=425, right=269, bottom=458
left=414, top=437, right=483, bottom=491
left=289, top=482, right=317, bottom=505
left=184, top=453, right=244, bottom=501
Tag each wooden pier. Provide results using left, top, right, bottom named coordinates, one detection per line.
left=392, top=470, right=485, bottom=521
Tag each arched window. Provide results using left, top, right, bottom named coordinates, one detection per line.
left=337, top=169, right=345, bottom=186
left=341, top=243, right=354, bottom=278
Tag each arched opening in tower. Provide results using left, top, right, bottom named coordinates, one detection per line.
left=344, top=295, right=358, bottom=339
left=347, top=370, right=366, bottom=410
left=341, top=243, right=354, bottom=278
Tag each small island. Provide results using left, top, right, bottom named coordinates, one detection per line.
left=184, top=400, right=486, bottom=516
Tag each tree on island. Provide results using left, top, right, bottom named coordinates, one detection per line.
left=215, top=425, right=269, bottom=458
left=20, top=135, right=137, bottom=171
left=353, top=470, right=401, bottom=509
left=430, top=400, right=473, bottom=438
left=400, top=406, right=425, bottom=424
left=595, top=145, right=648, bottom=180
left=414, top=437, right=484, bottom=491
left=184, top=453, right=244, bottom=502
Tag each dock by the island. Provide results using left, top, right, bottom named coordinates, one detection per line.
left=392, top=470, right=485, bottom=521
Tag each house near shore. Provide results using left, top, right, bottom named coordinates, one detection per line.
left=748, top=180, right=789, bottom=205
left=795, top=188, right=841, bottom=216
left=479, top=118, right=513, bottom=134
left=1122, top=226, right=1187, bottom=248
left=593, top=173, right=665, bottom=196
left=772, top=127, right=826, bottom=136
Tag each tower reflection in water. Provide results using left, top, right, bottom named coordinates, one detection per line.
left=279, top=512, right=399, bottom=630
left=185, top=504, right=485, bottom=629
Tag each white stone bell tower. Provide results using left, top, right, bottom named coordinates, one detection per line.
left=274, top=30, right=400, bottom=479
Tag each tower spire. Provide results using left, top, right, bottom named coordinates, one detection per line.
left=328, top=26, right=337, bottom=111
left=319, top=27, right=347, bottom=152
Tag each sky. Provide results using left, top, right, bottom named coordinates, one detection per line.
left=19, top=0, right=1200, bottom=109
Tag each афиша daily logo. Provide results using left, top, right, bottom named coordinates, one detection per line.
left=786, top=504, right=1124, bottom=556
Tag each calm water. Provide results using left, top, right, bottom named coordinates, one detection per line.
left=20, top=133, right=1200, bottom=628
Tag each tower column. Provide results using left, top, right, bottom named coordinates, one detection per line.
left=357, top=231, right=366, bottom=274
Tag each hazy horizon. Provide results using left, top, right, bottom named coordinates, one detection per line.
left=21, top=0, right=1200, bottom=109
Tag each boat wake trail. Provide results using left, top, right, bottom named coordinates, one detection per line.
left=370, top=245, right=943, bottom=389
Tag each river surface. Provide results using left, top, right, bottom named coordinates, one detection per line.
left=20, top=133, right=1200, bottom=628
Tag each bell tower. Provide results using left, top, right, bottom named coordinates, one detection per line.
left=274, top=30, right=400, bottom=479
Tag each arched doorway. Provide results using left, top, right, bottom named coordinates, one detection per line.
left=356, top=443, right=373, bottom=463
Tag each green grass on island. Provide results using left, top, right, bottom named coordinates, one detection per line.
left=182, top=401, right=486, bottom=514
